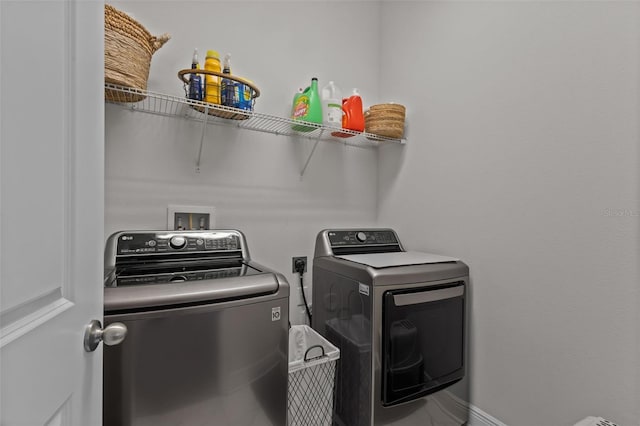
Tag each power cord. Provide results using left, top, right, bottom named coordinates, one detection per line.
left=294, top=259, right=312, bottom=325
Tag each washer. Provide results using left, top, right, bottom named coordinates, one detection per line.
left=103, top=230, right=289, bottom=426
left=312, top=229, right=469, bottom=426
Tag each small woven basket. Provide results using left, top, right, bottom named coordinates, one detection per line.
left=365, top=103, right=406, bottom=139
left=105, top=4, right=170, bottom=102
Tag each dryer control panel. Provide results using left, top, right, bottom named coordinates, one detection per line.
left=320, top=229, right=403, bottom=256
left=328, top=230, right=398, bottom=247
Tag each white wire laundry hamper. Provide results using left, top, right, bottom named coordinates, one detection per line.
left=288, top=325, right=340, bottom=426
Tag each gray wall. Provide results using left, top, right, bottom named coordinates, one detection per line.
left=377, top=2, right=640, bottom=425
left=105, top=1, right=384, bottom=325
left=105, top=1, right=640, bottom=424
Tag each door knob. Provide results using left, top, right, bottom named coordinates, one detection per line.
left=83, top=320, right=127, bottom=352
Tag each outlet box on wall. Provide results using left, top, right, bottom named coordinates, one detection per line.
left=167, top=205, right=216, bottom=230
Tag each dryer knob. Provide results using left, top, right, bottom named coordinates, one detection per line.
left=170, top=236, right=187, bottom=249
left=356, top=232, right=367, bottom=243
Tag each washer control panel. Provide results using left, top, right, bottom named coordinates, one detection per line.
left=328, top=230, right=399, bottom=247
left=116, top=231, right=240, bottom=255
left=116, top=267, right=244, bottom=286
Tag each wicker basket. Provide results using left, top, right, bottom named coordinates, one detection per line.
left=105, top=4, right=170, bottom=102
left=364, top=103, right=406, bottom=139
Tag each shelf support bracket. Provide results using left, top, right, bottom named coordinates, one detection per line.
left=300, top=129, right=325, bottom=177
left=195, top=106, right=210, bottom=172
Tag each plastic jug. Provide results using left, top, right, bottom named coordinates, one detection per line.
left=291, top=77, right=322, bottom=132
left=204, top=50, right=221, bottom=104
left=321, top=81, right=342, bottom=127
left=342, top=88, right=365, bottom=132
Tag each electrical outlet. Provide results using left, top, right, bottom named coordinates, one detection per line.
left=292, top=256, right=307, bottom=273
left=167, top=205, right=216, bottom=230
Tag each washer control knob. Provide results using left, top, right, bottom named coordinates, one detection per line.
left=356, top=232, right=367, bottom=243
left=170, top=236, right=187, bottom=249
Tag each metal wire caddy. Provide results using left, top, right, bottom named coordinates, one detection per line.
left=178, top=68, right=259, bottom=120
left=104, top=83, right=405, bottom=175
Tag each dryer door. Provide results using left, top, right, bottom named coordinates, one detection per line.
left=381, top=281, right=465, bottom=406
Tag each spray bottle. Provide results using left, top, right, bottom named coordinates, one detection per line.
left=221, top=53, right=237, bottom=107
left=188, top=49, right=202, bottom=101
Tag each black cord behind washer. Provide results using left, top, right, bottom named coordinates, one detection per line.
left=294, top=259, right=312, bottom=325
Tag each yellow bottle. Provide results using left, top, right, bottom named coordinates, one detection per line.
left=204, top=50, right=221, bottom=104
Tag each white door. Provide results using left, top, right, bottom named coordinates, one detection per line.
left=0, top=0, right=104, bottom=425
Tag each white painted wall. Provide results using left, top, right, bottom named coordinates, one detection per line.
left=105, top=1, right=384, bottom=325
left=377, top=2, right=640, bottom=426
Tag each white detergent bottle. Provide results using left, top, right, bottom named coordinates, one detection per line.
left=321, top=81, right=342, bottom=127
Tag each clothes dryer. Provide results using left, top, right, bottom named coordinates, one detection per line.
left=312, top=229, right=469, bottom=426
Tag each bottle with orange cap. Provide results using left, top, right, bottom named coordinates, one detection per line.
left=342, top=88, right=365, bottom=131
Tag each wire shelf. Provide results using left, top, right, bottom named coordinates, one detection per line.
left=105, top=84, right=405, bottom=146
left=105, top=84, right=405, bottom=174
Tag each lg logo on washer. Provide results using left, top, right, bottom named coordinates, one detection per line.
left=272, top=306, right=281, bottom=321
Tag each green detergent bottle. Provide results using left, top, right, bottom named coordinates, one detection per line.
left=291, top=77, right=322, bottom=132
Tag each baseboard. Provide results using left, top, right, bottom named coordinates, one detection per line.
left=467, top=404, right=508, bottom=426
left=438, top=391, right=508, bottom=426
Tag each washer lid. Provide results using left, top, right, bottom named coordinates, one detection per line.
left=335, top=250, right=459, bottom=269
left=104, top=272, right=281, bottom=312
